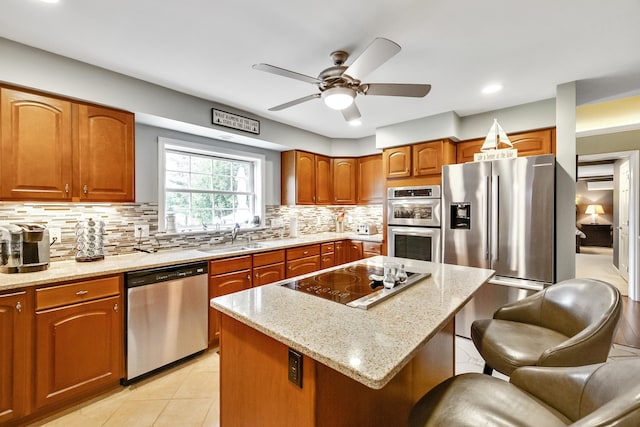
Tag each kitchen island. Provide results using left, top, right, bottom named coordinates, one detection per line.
left=211, top=256, right=494, bottom=427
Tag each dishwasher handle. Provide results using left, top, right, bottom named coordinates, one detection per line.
left=126, top=261, right=208, bottom=288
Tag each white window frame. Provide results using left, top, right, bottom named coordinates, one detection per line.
left=158, top=137, right=265, bottom=232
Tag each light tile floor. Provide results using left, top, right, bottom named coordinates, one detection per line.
left=30, top=338, right=640, bottom=426
left=29, top=351, right=221, bottom=427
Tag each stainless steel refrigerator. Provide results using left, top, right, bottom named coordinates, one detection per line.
left=442, top=154, right=555, bottom=337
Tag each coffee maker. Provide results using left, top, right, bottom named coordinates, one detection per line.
left=0, top=223, right=50, bottom=273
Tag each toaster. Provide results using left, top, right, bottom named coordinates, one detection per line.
left=355, top=223, right=378, bottom=235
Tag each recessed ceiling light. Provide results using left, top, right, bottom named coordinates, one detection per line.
left=348, top=119, right=362, bottom=127
left=39, top=0, right=60, bottom=3
left=482, top=84, right=503, bottom=94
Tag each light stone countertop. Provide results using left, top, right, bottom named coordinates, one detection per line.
left=210, top=256, right=495, bottom=390
left=0, top=232, right=382, bottom=291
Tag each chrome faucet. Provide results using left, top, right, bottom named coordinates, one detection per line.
left=231, top=223, right=240, bottom=244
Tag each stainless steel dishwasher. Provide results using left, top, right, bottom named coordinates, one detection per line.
left=125, top=261, right=208, bottom=382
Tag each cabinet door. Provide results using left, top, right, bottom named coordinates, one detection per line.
left=334, top=240, right=347, bottom=265
left=362, top=242, right=382, bottom=258
left=315, top=155, right=332, bottom=204
left=295, top=151, right=316, bottom=204
left=348, top=241, right=363, bottom=262
left=456, top=138, right=484, bottom=164
left=0, top=88, right=73, bottom=200
left=209, top=269, right=252, bottom=345
left=254, top=263, right=285, bottom=286
left=286, top=255, right=320, bottom=278
left=332, top=158, right=357, bottom=204
left=77, top=105, right=134, bottom=202
left=320, top=253, right=335, bottom=269
left=34, top=295, right=123, bottom=410
left=357, top=155, right=383, bottom=204
left=412, top=141, right=442, bottom=176
left=510, top=129, right=553, bottom=157
left=383, top=146, right=411, bottom=178
left=0, top=291, right=28, bottom=425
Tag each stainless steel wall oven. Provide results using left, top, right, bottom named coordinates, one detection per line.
left=387, top=185, right=441, bottom=262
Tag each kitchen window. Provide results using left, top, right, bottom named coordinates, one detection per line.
left=159, top=138, right=265, bottom=232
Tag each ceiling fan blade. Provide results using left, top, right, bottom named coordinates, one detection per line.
left=362, top=83, right=431, bottom=97
left=344, top=38, right=401, bottom=80
left=253, top=63, right=320, bottom=85
left=268, top=93, right=321, bottom=111
left=341, top=103, right=361, bottom=122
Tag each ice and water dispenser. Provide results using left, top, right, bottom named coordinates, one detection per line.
left=450, top=203, right=471, bottom=230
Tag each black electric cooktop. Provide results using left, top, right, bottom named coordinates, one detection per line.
left=280, top=263, right=429, bottom=309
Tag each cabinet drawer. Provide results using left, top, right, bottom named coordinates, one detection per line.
left=253, top=250, right=285, bottom=267
left=287, top=244, right=320, bottom=261
left=211, top=270, right=252, bottom=297
left=321, top=242, right=335, bottom=254
left=254, top=263, right=285, bottom=286
left=362, top=241, right=382, bottom=255
left=36, top=276, right=121, bottom=311
left=286, top=255, right=320, bottom=278
left=210, top=255, right=252, bottom=275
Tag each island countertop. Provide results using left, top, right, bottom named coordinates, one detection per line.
left=211, top=256, right=494, bottom=389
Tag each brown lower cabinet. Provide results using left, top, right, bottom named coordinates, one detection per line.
left=286, top=244, right=321, bottom=278
left=320, top=242, right=335, bottom=269
left=253, top=250, right=285, bottom=287
left=0, top=291, right=29, bottom=425
left=362, top=241, right=382, bottom=258
left=34, top=276, right=123, bottom=412
left=209, top=255, right=252, bottom=346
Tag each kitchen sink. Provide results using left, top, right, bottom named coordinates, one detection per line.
left=198, top=243, right=267, bottom=254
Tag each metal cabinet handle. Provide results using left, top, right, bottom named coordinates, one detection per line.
left=65, top=183, right=69, bottom=193
left=303, top=251, right=308, bottom=255
left=16, top=301, right=22, bottom=313
left=247, top=274, right=251, bottom=281
left=114, top=303, right=118, bottom=312
left=255, top=272, right=259, bottom=278
left=76, top=290, right=89, bottom=296
left=83, top=184, right=88, bottom=194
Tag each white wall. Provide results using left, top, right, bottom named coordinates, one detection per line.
left=375, top=99, right=556, bottom=148
left=555, top=82, right=577, bottom=282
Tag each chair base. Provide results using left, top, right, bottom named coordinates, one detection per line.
left=483, top=364, right=493, bottom=375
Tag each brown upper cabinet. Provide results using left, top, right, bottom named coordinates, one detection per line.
left=0, top=86, right=135, bottom=202
left=281, top=151, right=332, bottom=205
left=357, top=154, right=383, bottom=204
left=332, top=158, right=357, bottom=204
left=76, top=104, right=135, bottom=202
left=456, top=128, right=555, bottom=164
left=282, top=151, right=383, bottom=205
left=382, top=145, right=411, bottom=178
left=383, top=139, right=456, bottom=179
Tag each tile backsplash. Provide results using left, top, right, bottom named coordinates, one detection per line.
left=0, top=203, right=383, bottom=261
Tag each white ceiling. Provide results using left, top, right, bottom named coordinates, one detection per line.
left=1, top=0, right=640, bottom=139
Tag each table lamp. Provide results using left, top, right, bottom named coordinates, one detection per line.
left=585, top=204, right=604, bottom=224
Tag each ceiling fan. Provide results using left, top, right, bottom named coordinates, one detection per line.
left=252, top=37, right=431, bottom=122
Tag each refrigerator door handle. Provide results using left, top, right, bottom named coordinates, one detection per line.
left=484, top=175, right=491, bottom=260
left=491, top=174, right=499, bottom=265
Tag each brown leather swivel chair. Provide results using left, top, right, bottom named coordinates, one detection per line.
left=409, top=358, right=640, bottom=427
left=471, top=278, right=621, bottom=376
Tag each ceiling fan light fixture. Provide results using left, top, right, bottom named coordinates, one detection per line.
left=322, top=87, right=355, bottom=110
